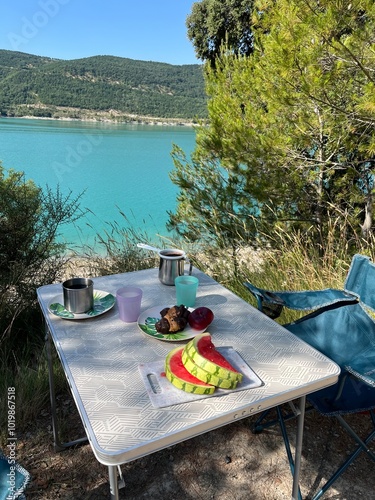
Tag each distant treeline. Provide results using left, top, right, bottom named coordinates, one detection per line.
left=0, top=50, right=207, bottom=121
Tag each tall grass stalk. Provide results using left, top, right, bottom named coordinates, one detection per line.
left=0, top=349, right=67, bottom=440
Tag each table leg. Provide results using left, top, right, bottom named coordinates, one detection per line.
left=45, top=325, right=88, bottom=451
left=109, top=466, right=120, bottom=500
left=292, top=395, right=306, bottom=500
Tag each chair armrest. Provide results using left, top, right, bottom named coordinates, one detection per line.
left=244, top=282, right=284, bottom=318
left=244, top=282, right=357, bottom=319
left=346, top=351, right=375, bottom=388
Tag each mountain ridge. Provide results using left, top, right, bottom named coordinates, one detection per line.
left=0, top=49, right=207, bottom=122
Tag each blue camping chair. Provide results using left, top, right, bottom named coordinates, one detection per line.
left=244, top=254, right=375, bottom=499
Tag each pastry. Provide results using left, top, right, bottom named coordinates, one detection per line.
left=155, top=305, right=190, bottom=334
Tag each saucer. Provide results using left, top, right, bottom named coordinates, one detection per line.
left=49, top=290, right=115, bottom=320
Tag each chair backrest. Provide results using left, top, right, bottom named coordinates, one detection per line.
left=345, top=254, right=375, bottom=313
left=286, top=254, right=375, bottom=412
left=244, top=253, right=375, bottom=413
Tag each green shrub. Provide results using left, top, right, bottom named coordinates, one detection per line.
left=0, top=165, right=84, bottom=361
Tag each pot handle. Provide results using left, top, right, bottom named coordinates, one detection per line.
left=184, top=257, right=193, bottom=275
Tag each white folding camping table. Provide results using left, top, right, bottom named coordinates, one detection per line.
left=37, top=267, right=340, bottom=499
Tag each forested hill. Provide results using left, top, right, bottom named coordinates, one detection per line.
left=0, top=50, right=207, bottom=121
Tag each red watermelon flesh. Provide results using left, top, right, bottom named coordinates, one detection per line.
left=197, top=333, right=238, bottom=373
left=168, top=347, right=213, bottom=386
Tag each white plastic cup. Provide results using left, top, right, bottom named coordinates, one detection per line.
left=116, top=287, right=143, bottom=322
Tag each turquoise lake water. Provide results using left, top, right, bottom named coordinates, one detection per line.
left=0, top=118, right=196, bottom=250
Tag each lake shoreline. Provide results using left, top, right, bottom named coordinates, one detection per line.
left=1, top=106, right=201, bottom=127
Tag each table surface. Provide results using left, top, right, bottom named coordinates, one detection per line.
left=37, top=268, right=340, bottom=467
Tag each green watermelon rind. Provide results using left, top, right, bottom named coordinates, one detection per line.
left=185, top=333, right=243, bottom=384
left=181, top=348, right=239, bottom=389
left=165, top=347, right=216, bottom=395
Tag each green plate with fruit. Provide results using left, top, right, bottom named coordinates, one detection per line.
left=137, top=306, right=212, bottom=342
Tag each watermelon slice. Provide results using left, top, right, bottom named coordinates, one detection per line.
left=182, top=347, right=239, bottom=389
left=184, top=332, right=243, bottom=384
left=165, top=347, right=215, bottom=395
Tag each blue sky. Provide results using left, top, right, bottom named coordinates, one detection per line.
left=1, top=0, right=199, bottom=65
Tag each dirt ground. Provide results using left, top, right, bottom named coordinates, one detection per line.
left=13, top=392, right=375, bottom=499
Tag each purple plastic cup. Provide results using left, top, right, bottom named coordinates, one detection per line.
left=116, top=287, right=143, bottom=322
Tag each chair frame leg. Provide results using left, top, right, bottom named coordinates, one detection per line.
left=252, top=404, right=314, bottom=434
left=311, top=410, right=375, bottom=500
left=252, top=405, right=375, bottom=500
left=335, top=412, right=375, bottom=461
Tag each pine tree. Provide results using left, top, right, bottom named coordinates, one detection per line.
left=170, top=0, right=375, bottom=252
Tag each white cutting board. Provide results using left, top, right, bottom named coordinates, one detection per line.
left=138, top=347, right=263, bottom=408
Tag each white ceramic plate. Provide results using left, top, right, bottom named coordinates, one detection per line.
left=138, top=306, right=210, bottom=341
left=48, top=290, right=115, bottom=320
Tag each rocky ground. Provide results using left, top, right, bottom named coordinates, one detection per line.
left=14, top=393, right=375, bottom=499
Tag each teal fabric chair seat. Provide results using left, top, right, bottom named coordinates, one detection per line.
left=244, top=254, right=375, bottom=499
